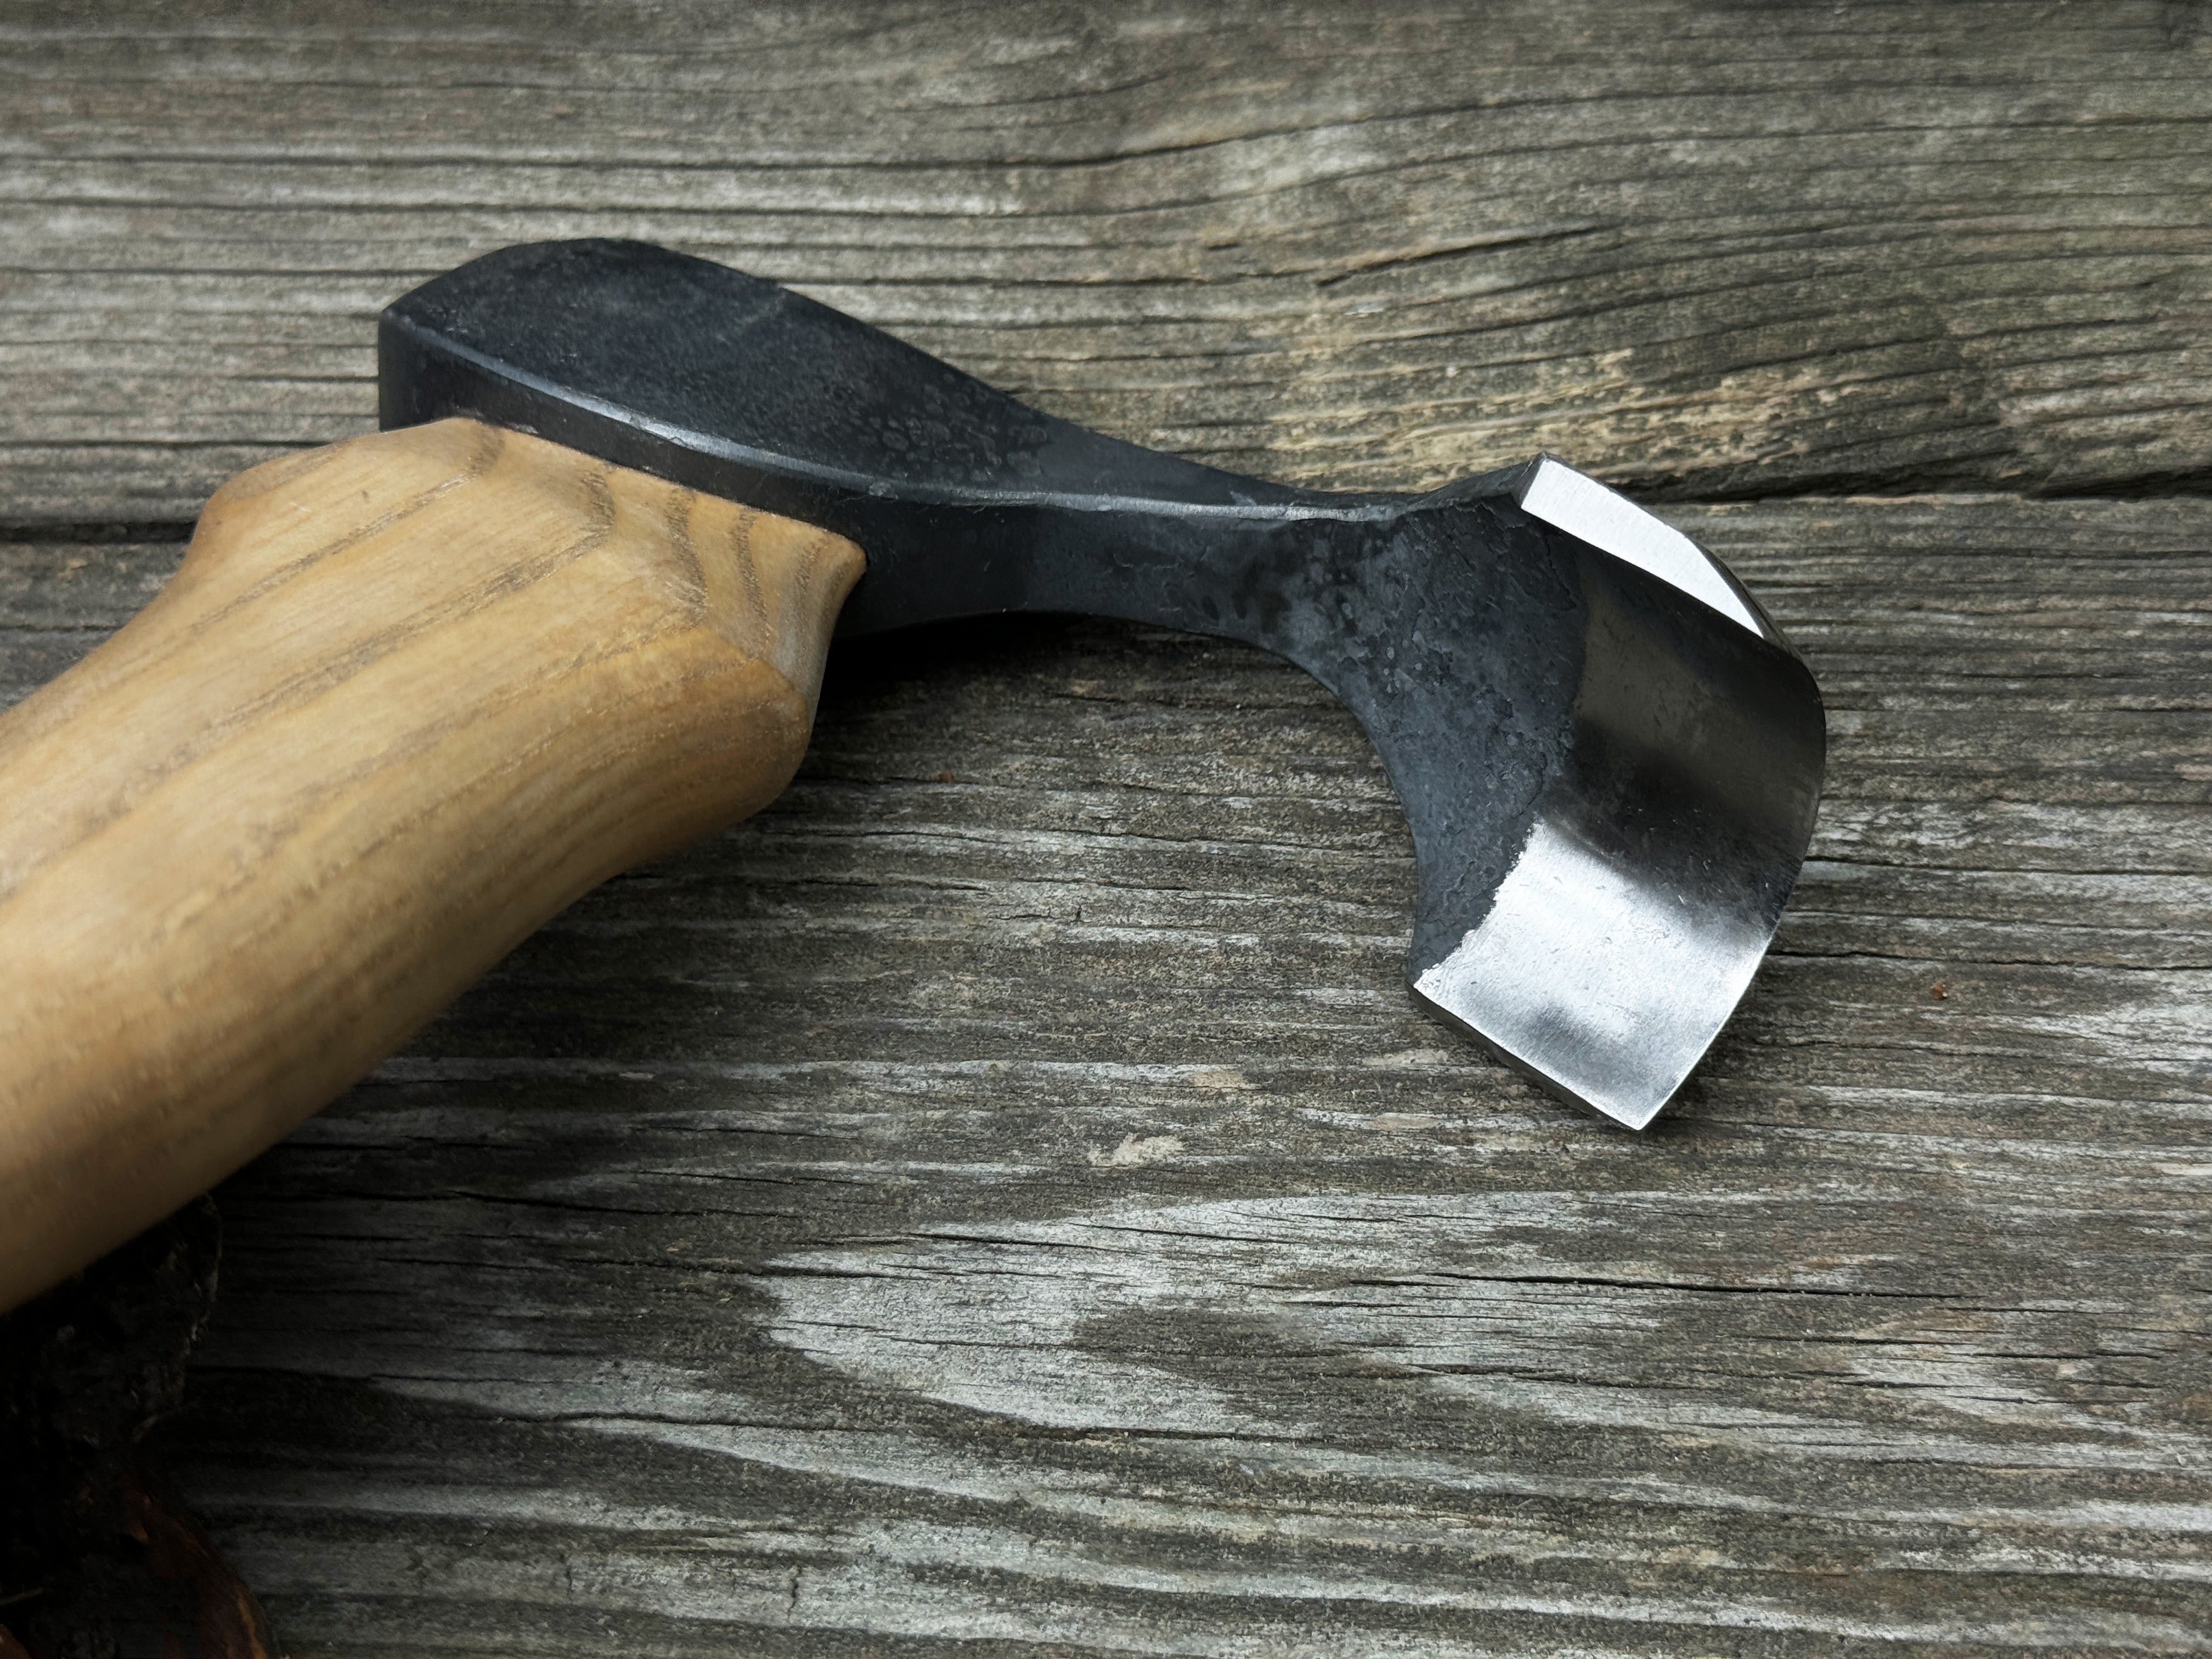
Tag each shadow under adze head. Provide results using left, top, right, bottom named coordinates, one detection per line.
left=379, top=239, right=1826, bottom=1130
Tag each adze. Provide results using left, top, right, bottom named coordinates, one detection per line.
left=0, top=240, right=1824, bottom=1310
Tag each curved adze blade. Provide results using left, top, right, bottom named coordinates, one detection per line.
left=380, top=240, right=1826, bottom=1129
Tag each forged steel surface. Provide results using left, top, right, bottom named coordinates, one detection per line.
left=379, top=240, right=1825, bottom=1127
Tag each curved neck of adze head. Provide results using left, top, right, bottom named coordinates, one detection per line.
left=380, top=239, right=1825, bottom=1128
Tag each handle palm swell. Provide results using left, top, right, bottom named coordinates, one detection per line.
left=0, top=417, right=864, bottom=1310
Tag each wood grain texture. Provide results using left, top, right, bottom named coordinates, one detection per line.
left=2, top=0, right=2211, bottom=521
left=0, top=417, right=862, bottom=1310
left=4, top=2, right=2208, bottom=1652
left=0, top=494, right=2201, bottom=1655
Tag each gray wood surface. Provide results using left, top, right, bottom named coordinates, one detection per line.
left=5, top=0, right=2212, bottom=521
left=2, top=2, right=2208, bottom=1654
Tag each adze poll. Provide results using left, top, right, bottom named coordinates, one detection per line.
left=0, top=240, right=1824, bottom=1310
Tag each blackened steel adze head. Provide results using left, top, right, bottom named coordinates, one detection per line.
left=380, top=240, right=1825, bottom=1130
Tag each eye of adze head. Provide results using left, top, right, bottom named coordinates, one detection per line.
left=381, top=239, right=1826, bottom=1129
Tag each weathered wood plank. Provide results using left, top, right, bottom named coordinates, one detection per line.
left=7, top=4, right=2210, bottom=1650
left=4, top=0, right=2211, bottom=522
left=4, top=494, right=2202, bottom=1654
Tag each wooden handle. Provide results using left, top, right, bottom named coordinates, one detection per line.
left=0, top=417, right=864, bottom=1311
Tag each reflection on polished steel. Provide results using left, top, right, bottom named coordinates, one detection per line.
left=1418, top=460, right=1824, bottom=1127
left=381, top=240, right=1829, bottom=1130
left=1516, top=456, right=1773, bottom=641
left=1414, top=816, right=1770, bottom=1129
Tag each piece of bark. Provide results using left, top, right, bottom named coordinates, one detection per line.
left=0, top=1201, right=218, bottom=1618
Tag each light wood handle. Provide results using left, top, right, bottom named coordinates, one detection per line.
left=0, top=417, right=864, bottom=1311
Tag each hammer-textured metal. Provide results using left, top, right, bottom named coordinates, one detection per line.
left=380, top=240, right=1826, bottom=1128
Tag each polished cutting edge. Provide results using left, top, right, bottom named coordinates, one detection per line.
left=1416, top=459, right=1808, bottom=1128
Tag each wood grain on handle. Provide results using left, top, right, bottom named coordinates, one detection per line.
left=0, top=417, right=865, bottom=1311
